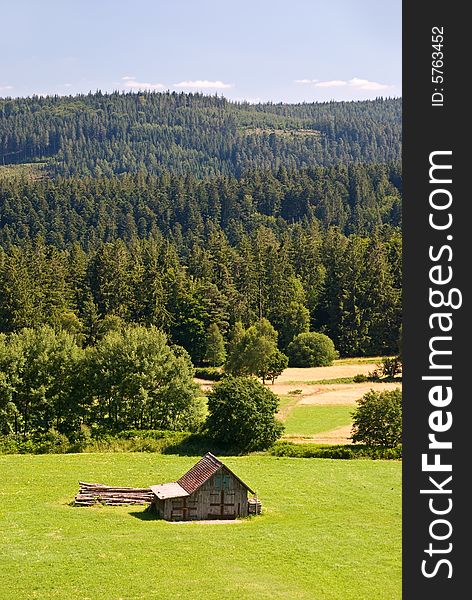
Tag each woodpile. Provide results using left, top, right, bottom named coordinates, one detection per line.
left=74, top=482, right=154, bottom=506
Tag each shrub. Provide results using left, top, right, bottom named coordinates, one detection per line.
left=270, top=441, right=402, bottom=460
left=369, top=357, right=402, bottom=380
left=0, top=435, right=23, bottom=454
left=83, top=430, right=192, bottom=453
left=206, top=376, right=284, bottom=451
left=0, top=431, right=71, bottom=454
left=32, top=429, right=70, bottom=454
left=194, top=367, right=224, bottom=381
left=381, top=357, right=402, bottom=378
left=351, top=388, right=402, bottom=447
left=353, top=374, right=369, bottom=383
left=287, top=332, right=338, bottom=367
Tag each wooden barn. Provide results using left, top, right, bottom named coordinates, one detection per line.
left=150, top=452, right=261, bottom=521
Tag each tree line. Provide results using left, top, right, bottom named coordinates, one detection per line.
left=0, top=163, right=401, bottom=247
left=0, top=321, right=401, bottom=450
left=0, top=92, right=401, bottom=177
left=0, top=325, right=201, bottom=437
left=0, top=223, right=401, bottom=359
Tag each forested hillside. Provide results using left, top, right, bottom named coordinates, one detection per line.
left=0, top=163, right=401, bottom=247
left=0, top=92, right=401, bottom=177
left=0, top=226, right=401, bottom=360
left=0, top=92, right=402, bottom=365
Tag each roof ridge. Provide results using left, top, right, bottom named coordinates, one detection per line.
left=175, top=453, right=255, bottom=495
left=204, top=452, right=222, bottom=465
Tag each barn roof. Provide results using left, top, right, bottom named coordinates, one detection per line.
left=149, top=482, right=189, bottom=500
left=178, top=452, right=255, bottom=495
left=149, top=453, right=255, bottom=500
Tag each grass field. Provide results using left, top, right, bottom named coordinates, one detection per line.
left=196, top=360, right=401, bottom=446
left=0, top=453, right=401, bottom=600
left=283, top=405, right=353, bottom=437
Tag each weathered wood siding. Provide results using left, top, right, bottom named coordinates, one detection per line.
left=154, top=498, right=165, bottom=518
left=162, top=467, right=249, bottom=520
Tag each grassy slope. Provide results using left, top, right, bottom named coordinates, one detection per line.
left=0, top=454, right=400, bottom=600
left=283, top=405, right=353, bottom=437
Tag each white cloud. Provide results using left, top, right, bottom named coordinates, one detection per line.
left=0, top=84, right=14, bottom=92
left=121, top=76, right=165, bottom=90
left=296, top=77, right=391, bottom=91
left=347, top=77, right=390, bottom=91
left=294, top=79, right=319, bottom=84
left=173, top=80, right=233, bottom=90
left=315, top=80, right=348, bottom=88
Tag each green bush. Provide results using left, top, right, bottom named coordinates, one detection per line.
left=353, top=374, right=369, bottom=383
left=287, top=332, right=338, bottom=367
left=33, top=429, right=70, bottom=454
left=206, top=376, right=284, bottom=451
left=194, top=367, right=224, bottom=381
left=351, top=388, right=402, bottom=447
left=380, top=357, right=402, bottom=378
left=270, top=441, right=402, bottom=460
left=0, top=430, right=71, bottom=454
left=0, top=435, right=23, bottom=454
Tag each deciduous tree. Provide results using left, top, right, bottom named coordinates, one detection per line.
left=206, top=376, right=284, bottom=451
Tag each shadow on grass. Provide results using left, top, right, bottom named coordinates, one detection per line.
left=162, top=433, right=244, bottom=457
left=354, top=376, right=402, bottom=384
left=129, top=507, right=158, bottom=521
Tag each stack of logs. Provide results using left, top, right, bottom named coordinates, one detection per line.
left=74, top=482, right=154, bottom=506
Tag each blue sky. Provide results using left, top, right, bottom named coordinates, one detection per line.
left=0, top=0, right=401, bottom=102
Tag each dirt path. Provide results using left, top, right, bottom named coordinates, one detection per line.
left=195, top=360, right=386, bottom=391
left=194, top=378, right=213, bottom=392
left=273, top=362, right=381, bottom=384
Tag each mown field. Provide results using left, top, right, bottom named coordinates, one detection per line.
left=199, top=359, right=402, bottom=445
left=283, top=404, right=354, bottom=438
left=0, top=453, right=401, bottom=600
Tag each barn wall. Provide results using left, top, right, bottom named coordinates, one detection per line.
left=153, top=498, right=165, bottom=518
left=158, top=467, right=250, bottom=520
left=163, top=499, right=175, bottom=520
left=193, top=467, right=248, bottom=520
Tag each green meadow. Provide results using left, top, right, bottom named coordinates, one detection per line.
left=0, top=453, right=401, bottom=600
left=283, top=404, right=354, bottom=437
